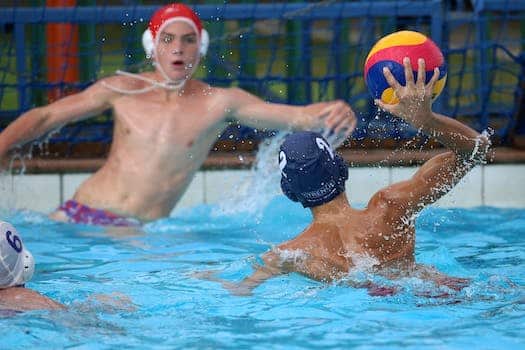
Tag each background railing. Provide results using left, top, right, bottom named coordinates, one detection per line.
left=0, top=1, right=524, bottom=156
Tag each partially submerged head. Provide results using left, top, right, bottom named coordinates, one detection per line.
left=279, top=131, right=348, bottom=208
left=0, top=221, right=35, bottom=289
left=142, top=3, right=209, bottom=88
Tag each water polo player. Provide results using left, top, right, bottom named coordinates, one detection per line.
left=200, top=58, right=490, bottom=295
left=0, top=3, right=356, bottom=226
left=0, top=221, right=64, bottom=311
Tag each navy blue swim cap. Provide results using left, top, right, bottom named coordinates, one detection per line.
left=279, top=131, right=348, bottom=208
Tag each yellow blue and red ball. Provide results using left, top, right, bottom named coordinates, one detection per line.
left=364, top=30, right=447, bottom=104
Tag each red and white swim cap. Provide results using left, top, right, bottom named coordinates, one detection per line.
left=142, top=3, right=209, bottom=57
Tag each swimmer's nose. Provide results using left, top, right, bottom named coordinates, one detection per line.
left=171, top=39, right=184, bottom=55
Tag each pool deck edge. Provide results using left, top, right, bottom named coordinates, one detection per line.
left=8, top=147, right=525, bottom=174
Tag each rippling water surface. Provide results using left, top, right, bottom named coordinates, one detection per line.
left=1, top=201, right=524, bottom=349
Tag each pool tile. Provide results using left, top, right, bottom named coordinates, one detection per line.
left=484, top=164, right=525, bottom=207
left=390, top=166, right=419, bottom=183
left=435, top=166, right=483, bottom=207
left=204, top=169, right=252, bottom=204
left=176, top=172, right=205, bottom=208
left=346, top=166, right=390, bottom=207
left=1, top=174, right=61, bottom=213
left=62, top=173, right=92, bottom=203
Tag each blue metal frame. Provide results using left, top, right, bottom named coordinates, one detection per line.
left=473, top=0, right=525, bottom=12
left=0, top=1, right=443, bottom=114
left=1, top=0, right=522, bottom=141
left=0, top=2, right=443, bottom=23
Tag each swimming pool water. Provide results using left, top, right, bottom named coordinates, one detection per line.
left=1, top=199, right=524, bottom=349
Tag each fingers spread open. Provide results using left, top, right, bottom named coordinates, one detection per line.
left=416, top=58, right=426, bottom=87
left=320, top=104, right=338, bottom=128
left=322, top=103, right=357, bottom=136
left=403, top=57, right=415, bottom=86
left=428, top=67, right=440, bottom=87
left=382, top=66, right=402, bottom=91
left=333, top=114, right=354, bottom=134
left=326, top=109, right=346, bottom=130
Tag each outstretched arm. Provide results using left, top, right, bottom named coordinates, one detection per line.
left=195, top=251, right=283, bottom=296
left=0, top=78, right=117, bottom=164
left=371, top=58, right=490, bottom=216
left=0, top=288, right=65, bottom=312
left=225, top=87, right=356, bottom=142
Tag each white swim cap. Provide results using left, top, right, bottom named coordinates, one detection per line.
left=0, top=221, right=35, bottom=289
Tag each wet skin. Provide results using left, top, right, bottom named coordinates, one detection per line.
left=0, top=287, right=65, bottom=312
left=201, top=58, right=488, bottom=295
left=0, top=21, right=356, bottom=222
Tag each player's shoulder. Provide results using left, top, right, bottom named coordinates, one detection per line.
left=196, top=85, right=255, bottom=110
left=0, top=287, right=64, bottom=311
left=365, top=185, right=416, bottom=226
left=206, top=85, right=245, bottom=98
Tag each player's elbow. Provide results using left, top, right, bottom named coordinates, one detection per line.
left=30, top=107, right=55, bottom=131
left=458, top=132, right=492, bottom=165
left=370, top=188, right=407, bottom=210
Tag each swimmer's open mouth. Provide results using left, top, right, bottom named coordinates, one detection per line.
left=172, top=60, right=185, bottom=67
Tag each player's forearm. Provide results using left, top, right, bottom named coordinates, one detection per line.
left=239, top=265, right=280, bottom=289
left=0, top=108, right=53, bottom=156
left=414, top=112, right=490, bottom=159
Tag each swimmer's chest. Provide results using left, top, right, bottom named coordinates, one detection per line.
left=113, top=94, right=226, bottom=141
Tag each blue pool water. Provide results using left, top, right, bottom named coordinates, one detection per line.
left=1, top=199, right=524, bottom=349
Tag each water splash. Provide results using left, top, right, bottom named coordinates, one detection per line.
left=212, top=132, right=288, bottom=217
left=0, top=173, right=16, bottom=215
left=212, top=129, right=345, bottom=218
left=0, top=127, right=63, bottom=213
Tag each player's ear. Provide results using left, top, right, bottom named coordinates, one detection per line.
left=200, top=29, right=209, bottom=56
left=142, top=29, right=154, bottom=59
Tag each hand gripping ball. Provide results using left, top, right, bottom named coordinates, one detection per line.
left=364, top=30, right=447, bottom=104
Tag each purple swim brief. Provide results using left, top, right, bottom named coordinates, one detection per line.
left=58, top=200, right=141, bottom=227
